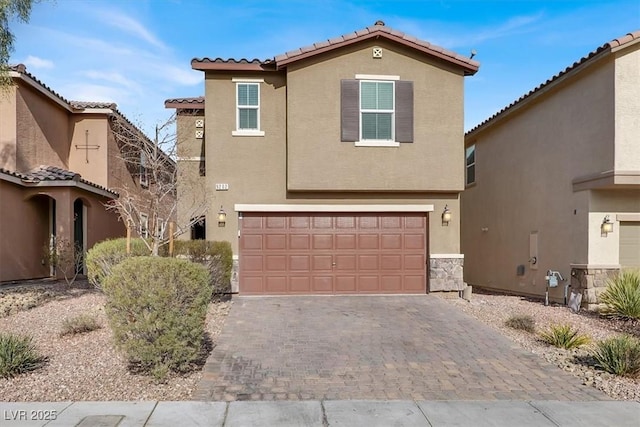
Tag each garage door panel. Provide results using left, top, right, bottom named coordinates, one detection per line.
left=265, top=234, right=286, bottom=249
left=265, top=255, right=286, bottom=271
left=313, top=234, right=333, bottom=249
left=239, top=212, right=428, bottom=295
left=359, top=234, right=380, bottom=249
left=335, top=276, right=357, bottom=292
left=312, top=276, right=333, bottom=292
left=290, top=276, right=311, bottom=292
left=266, top=276, right=287, bottom=292
left=290, top=234, right=310, bottom=249
left=290, top=255, right=310, bottom=271
left=312, top=255, right=333, bottom=271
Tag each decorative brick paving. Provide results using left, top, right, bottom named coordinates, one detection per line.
left=195, top=296, right=608, bottom=401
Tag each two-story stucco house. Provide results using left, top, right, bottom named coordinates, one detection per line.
left=167, top=22, right=479, bottom=295
left=0, top=65, right=173, bottom=282
left=462, top=31, right=640, bottom=309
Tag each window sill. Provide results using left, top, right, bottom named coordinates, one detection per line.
left=232, top=130, right=265, bottom=137
left=354, top=140, right=400, bottom=147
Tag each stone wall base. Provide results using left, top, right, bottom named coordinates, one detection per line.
left=429, top=257, right=464, bottom=292
left=570, top=266, right=619, bottom=310
left=231, top=258, right=239, bottom=293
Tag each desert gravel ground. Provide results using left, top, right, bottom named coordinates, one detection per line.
left=0, top=282, right=638, bottom=401
left=441, top=291, right=639, bottom=401
left=0, top=282, right=231, bottom=401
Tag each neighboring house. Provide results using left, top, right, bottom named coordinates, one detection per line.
left=462, top=31, right=640, bottom=309
left=0, top=65, right=173, bottom=282
left=167, top=21, right=479, bottom=295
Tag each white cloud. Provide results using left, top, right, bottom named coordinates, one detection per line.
left=150, top=63, right=202, bottom=86
left=23, top=55, right=54, bottom=69
left=61, top=83, right=128, bottom=104
left=97, top=10, right=167, bottom=50
left=82, top=70, right=140, bottom=91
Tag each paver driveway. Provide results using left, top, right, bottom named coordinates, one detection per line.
left=195, top=296, right=607, bottom=401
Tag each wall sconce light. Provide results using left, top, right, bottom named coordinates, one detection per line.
left=217, top=206, right=227, bottom=227
left=601, top=215, right=613, bottom=235
left=441, top=205, right=452, bottom=226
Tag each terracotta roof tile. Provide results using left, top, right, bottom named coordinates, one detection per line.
left=467, top=30, right=640, bottom=136
left=9, top=64, right=71, bottom=108
left=70, top=101, right=117, bottom=109
left=164, top=96, right=205, bottom=109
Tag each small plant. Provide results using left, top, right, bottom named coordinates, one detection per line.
left=539, top=324, right=590, bottom=349
left=504, top=314, right=536, bottom=333
left=43, top=237, right=84, bottom=287
left=593, top=335, right=640, bottom=377
left=102, top=256, right=212, bottom=380
left=60, top=314, right=101, bottom=336
left=599, top=270, right=640, bottom=320
left=85, top=237, right=149, bottom=289
left=0, top=333, right=46, bottom=378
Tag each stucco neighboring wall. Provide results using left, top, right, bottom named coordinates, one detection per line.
left=68, top=116, right=109, bottom=188
left=614, top=44, right=640, bottom=173
left=462, top=56, right=616, bottom=301
left=286, top=39, right=465, bottom=192
left=0, top=85, right=18, bottom=170
left=15, top=84, right=70, bottom=172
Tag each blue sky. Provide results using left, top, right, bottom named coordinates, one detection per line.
left=9, top=0, right=640, bottom=136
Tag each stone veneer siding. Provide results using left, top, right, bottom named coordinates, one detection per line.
left=570, top=266, right=620, bottom=310
left=429, top=257, right=465, bottom=292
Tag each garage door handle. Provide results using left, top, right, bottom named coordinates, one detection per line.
left=332, top=262, right=336, bottom=266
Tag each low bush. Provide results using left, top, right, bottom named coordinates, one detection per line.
left=504, top=315, right=536, bottom=333
left=60, top=314, right=101, bottom=337
left=86, top=238, right=149, bottom=289
left=593, top=335, right=640, bottom=377
left=102, top=256, right=212, bottom=380
left=0, top=333, right=46, bottom=378
left=161, top=240, right=233, bottom=295
left=599, top=270, right=640, bottom=320
left=539, top=324, right=590, bottom=349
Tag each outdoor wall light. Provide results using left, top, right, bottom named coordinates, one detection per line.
left=601, top=215, right=613, bottom=235
left=217, top=206, right=227, bottom=227
left=442, top=205, right=452, bottom=226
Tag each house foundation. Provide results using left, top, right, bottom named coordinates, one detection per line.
left=570, top=266, right=619, bottom=310
left=429, top=256, right=465, bottom=292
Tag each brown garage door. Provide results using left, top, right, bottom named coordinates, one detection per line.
left=239, top=212, right=428, bottom=294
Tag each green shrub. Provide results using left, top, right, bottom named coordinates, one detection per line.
left=539, top=324, right=590, bottom=349
left=86, top=238, right=149, bottom=289
left=161, top=240, right=233, bottom=295
left=102, top=256, right=212, bottom=380
left=0, top=333, right=46, bottom=378
left=60, top=314, right=101, bottom=336
left=593, top=335, right=640, bottom=377
left=599, top=270, right=640, bottom=320
left=504, top=315, right=536, bottom=333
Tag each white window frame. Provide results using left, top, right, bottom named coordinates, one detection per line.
left=156, top=217, right=165, bottom=239
left=466, top=144, right=476, bottom=186
left=140, top=152, right=148, bottom=187
left=232, top=78, right=265, bottom=137
left=355, top=75, right=400, bottom=147
left=140, top=213, right=149, bottom=238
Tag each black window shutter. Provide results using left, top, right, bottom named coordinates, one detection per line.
left=341, top=79, right=359, bottom=142
left=395, top=80, right=413, bottom=143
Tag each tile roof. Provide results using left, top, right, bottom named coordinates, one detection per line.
left=466, top=30, right=640, bottom=136
left=70, top=101, right=118, bottom=109
left=9, top=64, right=72, bottom=109
left=164, top=96, right=205, bottom=109
left=192, top=21, right=479, bottom=75
left=0, top=166, right=118, bottom=196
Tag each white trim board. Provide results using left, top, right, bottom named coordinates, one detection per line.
left=430, top=254, right=464, bottom=259
left=235, top=204, right=434, bottom=212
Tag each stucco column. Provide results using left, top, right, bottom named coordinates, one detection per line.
left=54, top=191, right=74, bottom=278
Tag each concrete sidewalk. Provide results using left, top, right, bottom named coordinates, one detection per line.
left=1, top=400, right=638, bottom=426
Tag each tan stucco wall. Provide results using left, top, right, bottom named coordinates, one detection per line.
left=15, top=84, right=70, bottom=172
left=68, top=116, right=109, bottom=188
left=175, top=110, right=208, bottom=240
left=462, top=55, right=618, bottom=301
left=0, top=86, right=17, bottom=170
left=286, top=39, right=465, bottom=192
left=614, top=44, right=640, bottom=172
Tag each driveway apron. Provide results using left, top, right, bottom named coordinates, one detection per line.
left=195, top=296, right=608, bottom=401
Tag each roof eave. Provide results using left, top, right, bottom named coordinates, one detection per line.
left=191, top=60, right=273, bottom=72
left=164, top=101, right=204, bottom=109
left=10, top=71, right=73, bottom=112
left=274, top=31, right=479, bottom=75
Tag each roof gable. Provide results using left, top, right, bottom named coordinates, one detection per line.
left=192, top=21, right=479, bottom=76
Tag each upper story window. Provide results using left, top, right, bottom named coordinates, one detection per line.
left=341, top=75, right=413, bottom=147
left=232, top=78, right=265, bottom=136
left=466, top=144, right=476, bottom=186
left=360, top=81, right=394, bottom=141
